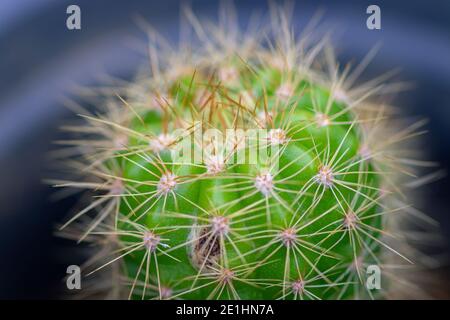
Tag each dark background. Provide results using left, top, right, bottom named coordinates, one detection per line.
left=0, top=0, right=449, bottom=299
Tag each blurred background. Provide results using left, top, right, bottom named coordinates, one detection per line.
left=0, top=0, right=449, bottom=299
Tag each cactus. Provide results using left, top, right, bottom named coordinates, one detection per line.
left=53, top=6, right=438, bottom=300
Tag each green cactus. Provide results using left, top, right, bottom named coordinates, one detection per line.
left=53, top=7, right=436, bottom=300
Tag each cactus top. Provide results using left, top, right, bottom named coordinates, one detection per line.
left=54, top=6, right=434, bottom=300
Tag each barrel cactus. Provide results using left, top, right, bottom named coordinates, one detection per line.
left=52, top=6, right=438, bottom=300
